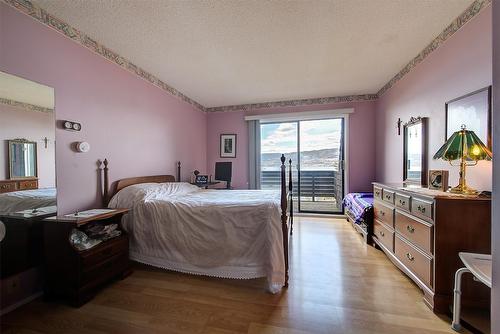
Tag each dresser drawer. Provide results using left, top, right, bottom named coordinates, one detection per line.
left=382, top=189, right=395, bottom=204
left=81, top=253, right=129, bottom=285
left=395, top=211, right=433, bottom=255
left=19, top=179, right=38, bottom=190
left=373, top=186, right=383, bottom=200
left=374, top=220, right=394, bottom=252
left=80, top=235, right=128, bottom=268
left=395, top=235, right=433, bottom=288
left=395, top=193, right=410, bottom=211
left=411, top=198, right=433, bottom=221
left=0, top=181, right=17, bottom=193
left=374, top=202, right=394, bottom=227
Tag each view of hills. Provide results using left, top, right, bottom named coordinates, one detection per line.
left=261, top=148, right=340, bottom=170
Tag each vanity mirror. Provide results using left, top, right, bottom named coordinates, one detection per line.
left=403, top=117, right=428, bottom=186
left=8, top=139, right=38, bottom=179
left=0, top=71, right=56, bottom=213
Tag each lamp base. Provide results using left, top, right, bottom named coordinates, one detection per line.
left=448, top=184, right=478, bottom=195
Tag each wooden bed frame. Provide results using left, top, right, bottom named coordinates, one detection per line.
left=101, top=155, right=293, bottom=288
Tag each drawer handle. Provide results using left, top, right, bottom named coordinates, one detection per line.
left=379, top=231, right=385, bottom=237
left=406, top=253, right=415, bottom=261
left=417, top=205, right=426, bottom=213
left=375, top=191, right=380, bottom=196
left=399, top=199, right=406, bottom=205
left=385, top=195, right=391, bottom=200
left=379, top=210, right=385, bottom=216
left=406, top=225, right=415, bottom=233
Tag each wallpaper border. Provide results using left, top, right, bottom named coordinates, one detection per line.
left=206, top=94, right=379, bottom=112
left=1, top=0, right=206, bottom=112
left=0, top=97, right=54, bottom=113
left=376, top=0, right=491, bottom=97
left=2, top=0, right=490, bottom=113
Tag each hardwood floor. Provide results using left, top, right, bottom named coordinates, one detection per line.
left=1, top=217, right=462, bottom=334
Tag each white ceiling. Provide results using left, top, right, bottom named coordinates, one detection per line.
left=0, top=71, right=54, bottom=109
left=34, top=0, right=473, bottom=108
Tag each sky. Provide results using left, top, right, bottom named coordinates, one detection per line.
left=261, top=119, right=342, bottom=154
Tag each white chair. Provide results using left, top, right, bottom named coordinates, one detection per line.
left=452, top=252, right=492, bottom=331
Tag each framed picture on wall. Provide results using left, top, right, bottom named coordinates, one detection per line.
left=445, top=86, right=492, bottom=148
left=220, top=134, right=237, bottom=158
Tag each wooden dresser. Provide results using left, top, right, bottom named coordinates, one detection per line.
left=0, top=179, right=38, bottom=193
left=372, top=182, right=491, bottom=313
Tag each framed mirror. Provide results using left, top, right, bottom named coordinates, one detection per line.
left=0, top=70, right=56, bottom=214
left=403, top=117, right=428, bottom=186
left=8, top=139, right=38, bottom=179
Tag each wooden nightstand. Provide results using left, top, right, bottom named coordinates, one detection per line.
left=43, top=209, right=131, bottom=306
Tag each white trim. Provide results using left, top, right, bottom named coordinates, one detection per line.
left=244, top=108, right=354, bottom=123
left=344, top=114, right=350, bottom=196
left=0, top=291, right=43, bottom=316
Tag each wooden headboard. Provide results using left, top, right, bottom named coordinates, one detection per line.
left=102, top=159, right=180, bottom=206
left=115, top=175, right=176, bottom=193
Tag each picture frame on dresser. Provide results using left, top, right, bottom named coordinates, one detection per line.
left=428, top=170, right=449, bottom=191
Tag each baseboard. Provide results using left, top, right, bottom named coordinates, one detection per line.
left=295, top=213, right=346, bottom=219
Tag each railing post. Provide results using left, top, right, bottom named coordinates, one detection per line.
left=312, top=173, right=316, bottom=202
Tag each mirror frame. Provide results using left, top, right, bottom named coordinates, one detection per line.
left=8, top=139, right=38, bottom=179
left=403, top=117, right=428, bottom=186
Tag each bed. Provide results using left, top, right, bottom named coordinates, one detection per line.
left=104, top=156, right=292, bottom=292
left=0, top=188, right=57, bottom=213
left=342, top=192, right=373, bottom=244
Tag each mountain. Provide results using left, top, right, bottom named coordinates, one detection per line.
left=261, top=148, right=340, bottom=170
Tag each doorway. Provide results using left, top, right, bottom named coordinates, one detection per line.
left=260, top=117, right=346, bottom=214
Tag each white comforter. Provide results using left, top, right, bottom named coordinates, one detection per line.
left=108, top=182, right=285, bottom=292
left=0, top=188, right=57, bottom=213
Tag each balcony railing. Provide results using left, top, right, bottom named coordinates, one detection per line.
left=261, top=170, right=343, bottom=212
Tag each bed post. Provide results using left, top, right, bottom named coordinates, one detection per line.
left=289, top=159, right=293, bottom=235
left=177, top=161, right=181, bottom=182
left=103, top=158, right=109, bottom=207
left=280, top=154, right=289, bottom=288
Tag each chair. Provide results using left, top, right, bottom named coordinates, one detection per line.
left=451, top=252, right=492, bottom=331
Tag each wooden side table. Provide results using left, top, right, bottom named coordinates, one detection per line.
left=43, top=209, right=131, bottom=306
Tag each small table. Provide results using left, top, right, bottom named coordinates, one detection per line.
left=0, top=206, right=57, bottom=279
left=452, top=252, right=492, bottom=331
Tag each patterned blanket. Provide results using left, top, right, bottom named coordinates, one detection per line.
left=342, top=193, right=373, bottom=225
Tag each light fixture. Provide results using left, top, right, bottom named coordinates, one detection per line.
left=433, top=125, right=492, bottom=194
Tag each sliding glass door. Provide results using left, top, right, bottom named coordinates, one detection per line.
left=260, top=118, right=345, bottom=214
left=260, top=122, right=298, bottom=191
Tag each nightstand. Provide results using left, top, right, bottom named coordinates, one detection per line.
left=0, top=207, right=56, bottom=311
left=43, top=208, right=131, bottom=306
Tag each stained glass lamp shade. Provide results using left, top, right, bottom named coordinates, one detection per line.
left=433, top=125, right=492, bottom=194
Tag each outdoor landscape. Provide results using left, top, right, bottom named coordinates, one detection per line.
left=261, top=148, right=340, bottom=171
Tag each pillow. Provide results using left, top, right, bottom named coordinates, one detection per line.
left=108, top=182, right=199, bottom=208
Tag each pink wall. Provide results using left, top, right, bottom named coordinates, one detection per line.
left=375, top=6, right=492, bottom=191
left=206, top=101, right=376, bottom=192
left=491, top=1, right=499, bottom=332
left=0, top=3, right=207, bottom=213
left=0, top=104, right=56, bottom=188
left=206, top=111, right=248, bottom=189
